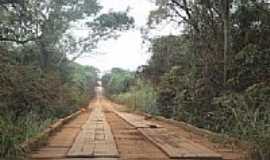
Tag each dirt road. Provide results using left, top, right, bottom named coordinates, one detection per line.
left=29, top=87, right=245, bottom=160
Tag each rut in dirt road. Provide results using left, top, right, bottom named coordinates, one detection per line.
left=29, top=87, right=245, bottom=160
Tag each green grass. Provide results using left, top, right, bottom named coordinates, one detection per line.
left=111, top=81, right=158, bottom=114
left=0, top=113, right=55, bottom=159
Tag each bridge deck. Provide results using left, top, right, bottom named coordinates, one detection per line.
left=30, top=97, right=244, bottom=160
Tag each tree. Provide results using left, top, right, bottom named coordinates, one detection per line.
left=223, top=0, right=233, bottom=85
left=0, top=0, right=134, bottom=68
left=138, top=35, right=190, bottom=86
left=144, top=1, right=270, bottom=158
left=102, top=68, right=135, bottom=95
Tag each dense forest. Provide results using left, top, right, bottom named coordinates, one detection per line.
left=102, top=1, right=270, bottom=160
left=0, top=0, right=133, bottom=159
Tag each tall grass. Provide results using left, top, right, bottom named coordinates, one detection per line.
left=111, top=80, right=158, bottom=114
left=0, top=113, right=54, bottom=159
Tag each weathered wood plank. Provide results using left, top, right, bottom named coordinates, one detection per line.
left=139, top=128, right=222, bottom=159
left=35, top=158, right=119, bottom=160
left=114, top=111, right=161, bottom=128
left=31, top=147, right=68, bottom=159
left=67, top=107, right=119, bottom=158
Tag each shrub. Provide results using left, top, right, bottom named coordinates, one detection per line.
left=112, top=80, right=158, bottom=114
left=213, top=83, right=270, bottom=159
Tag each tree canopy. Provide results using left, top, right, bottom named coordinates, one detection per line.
left=0, top=0, right=134, bottom=68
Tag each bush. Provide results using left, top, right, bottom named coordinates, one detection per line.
left=213, top=83, right=270, bottom=159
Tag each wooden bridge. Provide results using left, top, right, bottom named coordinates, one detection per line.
left=28, top=88, right=244, bottom=160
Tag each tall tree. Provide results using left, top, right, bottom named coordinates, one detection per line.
left=223, top=0, right=232, bottom=85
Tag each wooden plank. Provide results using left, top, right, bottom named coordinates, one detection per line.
left=38, top=158, right=119, bottom=160
left=113, top=110, right=222, bottom=159
left=139, top=128, right=222, bottom=159
left=31, top=148, right=68, bottom=159
left=114, top=111, right=161, bottom=128
left=67, top=107, right=119, bottom=158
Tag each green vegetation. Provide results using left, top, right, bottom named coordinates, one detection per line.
left=102, top=1, right=270, bottom=159
left=102, top=69, right=158, bottom=114
left=102, top=68, right=135, bottom=96
left=0, top=0, right=133, bottom=159
left=0, top=47, right=99, bottom=159
left=1, top=0, right=269, bottom=159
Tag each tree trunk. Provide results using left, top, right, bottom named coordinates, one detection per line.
left=223, top=0, right=231, bottom=86
left=39, top=39, right=49, bottom=69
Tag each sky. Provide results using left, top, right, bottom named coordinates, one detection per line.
left=74, top=0, right=177, bottom=73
